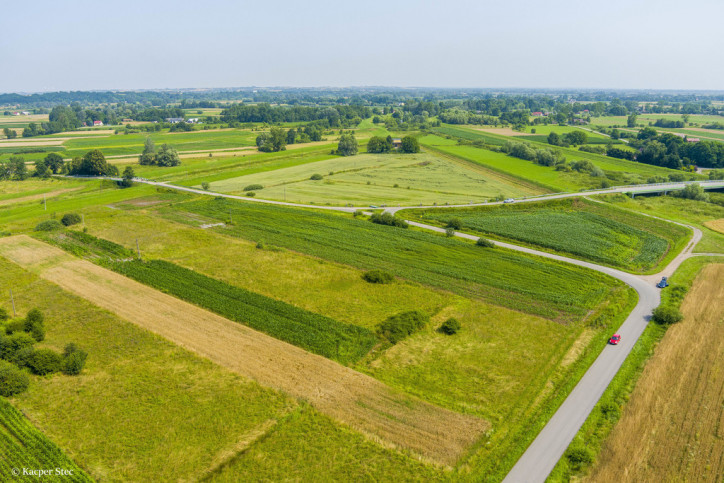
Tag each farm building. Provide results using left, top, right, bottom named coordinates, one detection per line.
left=532, top=111, right=544, bottom=116
left=93, top=120, right=104, bottom=126
left=686, top=137, right=700, bottom=143
left=166, top=117, right=185, bottom=123
left=392, top=138, right=402, bottom=148
left=187, top=118, right=199, bottom=124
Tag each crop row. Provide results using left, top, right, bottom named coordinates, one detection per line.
left=163, top=198, right=621, bottom=322
left=411, top=198, right=687, bottom=272
left=0, top=398, right=90, bottom=481
left=105, top=259, right=377, bottom=365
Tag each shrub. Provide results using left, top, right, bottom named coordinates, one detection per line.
left=369, top=212, right=408, bottom=229
left=61, top=213, right=81, bottom=226
left=34, top=219, right=63, bottom=232
left=310, top=173, right=323, bottom=180
left=62, top=351, right=87, bottom=375
left=243, top=184, right=263, bottom=191
left=476, top=237, right=495, bottom=248
left=376, top=310, right=429, bottom=344
left=0, top=332, right=36, bottom=361
left=445, top=227, right=456, bottom=237
left=566, top=442, right=594, bottom=470
left=652, top=305, right=684, bottom=325
left=4, top=319, right=25, bottom=335
left=246, top=191, right=256, bottom=197
left=24, top=348, right=62, bottom=375
left=439, top=317, right=461, bottom=335
left=0, top=308, right=8, bottom=321
left=201, top=181, right=210, bottom=190
left=353, top=210, right=364, bottom=218
left=446, top=217, right=463, bottom=230
left=0, top=361, right=29, bottom=396
left=362, top=270, right=394, bottom=284
left=256, top=241, right=265, bottom=249
left=24, top=309, right=45, bottom=342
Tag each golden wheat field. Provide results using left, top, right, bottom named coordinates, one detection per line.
left=586, top=264, right=724, bottom=482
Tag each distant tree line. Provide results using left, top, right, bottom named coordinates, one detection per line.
left=221, top=104, right=371, bottom=127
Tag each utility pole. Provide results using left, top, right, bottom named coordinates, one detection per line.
left=9, top=289, right=16, bottom=317
left=229, top=209, right=233, bottom=225
left=136, top=239, right=141, bottom=259
left=44, top=194, right=47, bottom=211
left=284, top=185, right=286, bottom=202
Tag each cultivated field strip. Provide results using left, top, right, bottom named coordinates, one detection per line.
left=587, top=264, right=724, bottom=482
left=0, top=235, right=488, bottom=466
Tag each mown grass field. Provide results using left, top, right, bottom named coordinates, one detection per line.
left=405, top=197, right=689, bottom=272
left=207, top=151, right=537, bottom=205
left=0, top=256, right=297, bottom=482
left=585, top=263, right=724, bottom=482
left=591, top=113, right=724, bottom=128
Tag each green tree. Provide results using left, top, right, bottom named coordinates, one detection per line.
left=34, top=159, right=50, bottom=178
left=3, top=127, right=17, bottom=139
left=139, top=137, right=156, bottom=165
left=367, top=136, right=392, bottom=153
left=7, top=156, right=28, bottom=180
left=652, top=305, right=684, bottom=325
left=155, top=144, right=181, bottom=167
left=44, top=152, right=65, bottom=173
left=286, top=128, right=297, bottom=144
left=678, top=183, right=709, bottom=201
left=337, top=133, right=358, bottom=156
left=627, top=114, right=638, bottom=127
left=120, top=166, right=135, bottom=188
left=400, top=136, right=420, bottom=153
left=77, top=149, right=117, bottom=176
left=547, top=131, right=561, bottom=146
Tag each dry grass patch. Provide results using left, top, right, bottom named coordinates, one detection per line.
left=0, top=235, right=488, bottom=466
left=704, top=218, right=724, bottom=234
left=0, top=187, right=83, bottom=207
left=587, top=264, right=724, bottom=482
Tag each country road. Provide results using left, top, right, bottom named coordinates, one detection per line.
left=67, top=174, right=722, bottom=480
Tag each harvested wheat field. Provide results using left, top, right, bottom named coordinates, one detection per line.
left=0, top=235, right=488, bottom=466
left=705, top=218, right=724, bottom=235
left=586, top=264, right=724, bottom=482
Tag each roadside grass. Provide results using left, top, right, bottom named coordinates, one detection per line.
left=208, top=405, right=444, bottom=482
left=596, top=193, right=724, bottom=253
left=207, top=151, right=536, bottom=205
left=403, top=197, right=689, bottom=273
left=0, top=257, right=296, bottom=482
left=548, top=256, right=724, bottom=482
left=166, top=197, right=623, bottom=322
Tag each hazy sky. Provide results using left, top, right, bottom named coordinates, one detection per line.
left=2, top=0, right=723, bottom=93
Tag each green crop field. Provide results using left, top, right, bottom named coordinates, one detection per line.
left=164, top=197, right=622, bottom=322
left=405, top=197, right=689, bottom=272
left=207, top=151, right=538, bottom=205
left=0, top=397, right=90, bottom=481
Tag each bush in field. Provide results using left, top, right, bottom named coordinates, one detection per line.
left=0, top=308, right=8, bottom=321
left=0, top=361, right=29, bottom=397
left=439, top=317, right=461, bottom=335
left=61, top=213, right=81, bottom=226
left=243, top=184, right=263, bottom=191
left=652, top=305, right=684, bottom=325
left=369, top=212, right=408, bottom=228
left=246, top=191, right=256, bottom=197
left=23, top=348, right=62, bottom=375
left=34, top=220, right=63, bottom=232
left=362, top=270, right=394, bottom=284
left=24, top=309, right=45, bottom=342
left=566, top=442, right=594, bottom=470
left=62, top=344, right=88, bottom=376
left=201, top=181, right=210, bottom=190
left=0, top=332, right=35, bottom=362
left=445, top=227, right=456, bottom=237
left=376, top=310, right=429, bottom=344
left=476, top=237, right=495, bottom=248
left=310, top=173, right=323, bottom=180
left=446, top=217, right=463, bottom=230
left=4, top=319, right=25, bottom=335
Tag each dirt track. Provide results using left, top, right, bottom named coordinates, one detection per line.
left=0, top=235, right=488, bottom=466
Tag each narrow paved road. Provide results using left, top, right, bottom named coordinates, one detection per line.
left=71, top=174, right=722, bottom=480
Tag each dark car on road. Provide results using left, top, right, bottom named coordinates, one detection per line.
left=656, top=277, right=669, bottom=288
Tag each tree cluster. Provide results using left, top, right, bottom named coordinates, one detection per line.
left=68, top=149, right=119, bottom=176
left=138, top=138, right=181, bottom=167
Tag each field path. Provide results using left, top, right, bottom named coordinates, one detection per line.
left=0, top=235, right=488, bottom=466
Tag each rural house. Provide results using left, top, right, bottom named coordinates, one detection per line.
left=93, top=120, right=103, bottom=126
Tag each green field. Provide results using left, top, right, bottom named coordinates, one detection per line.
left=404, top=197, right=689, bottom=272
left=207, top=151, right=538, bottom=205
left=163, top=197, right=622, bottom=321
left=591, top=113, right=724, bottom=128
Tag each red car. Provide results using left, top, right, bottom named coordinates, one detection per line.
left=609, top=334, right=621, bottom=345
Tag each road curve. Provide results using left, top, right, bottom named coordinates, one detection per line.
left=405, top=220, right=702, bottom=482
